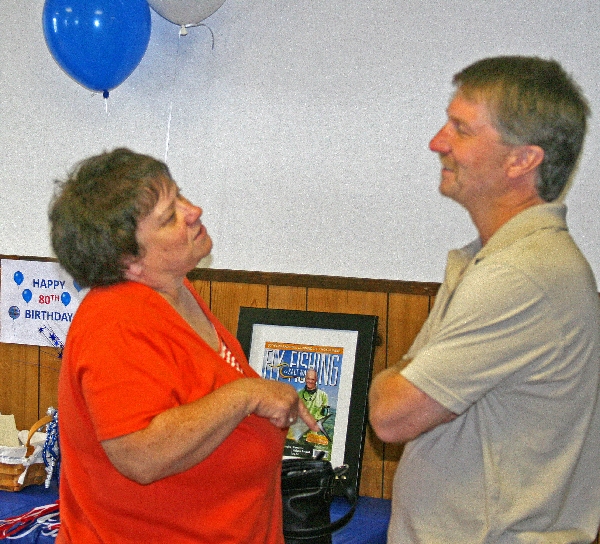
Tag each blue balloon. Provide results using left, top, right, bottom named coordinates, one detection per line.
left=61, top=292, right=72, bottom=307
left=13, top=271, right=24, bottom=286
left=22, top=289, right=32, bottom=303
left=42, top=0, right=151, bottom=95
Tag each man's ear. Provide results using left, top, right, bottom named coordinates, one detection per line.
left=122, top=255, right=143, bottom=281
left=506, top=145, right=544, bottom=179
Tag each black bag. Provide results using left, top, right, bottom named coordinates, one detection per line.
left=281, top=458, right=357, bottom=544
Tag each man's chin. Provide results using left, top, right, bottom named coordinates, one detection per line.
left=439, top=181, right=454, bottom=198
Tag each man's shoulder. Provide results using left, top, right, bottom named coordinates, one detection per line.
left=487, top=226, right=595, bottom=296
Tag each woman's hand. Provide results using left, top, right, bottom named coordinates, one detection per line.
left=243, top=378, right=319, bottom=431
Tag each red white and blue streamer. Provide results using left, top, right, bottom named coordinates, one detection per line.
left=0, top=502, right=59, bottom=540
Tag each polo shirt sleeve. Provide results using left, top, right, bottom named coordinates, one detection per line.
left=401, top=262, right=556, bottom=414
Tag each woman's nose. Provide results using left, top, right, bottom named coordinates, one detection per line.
left=188, top=204, right=202, bottom=223
left=181, top=198, right=202, bottom=223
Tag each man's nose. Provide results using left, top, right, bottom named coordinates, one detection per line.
left=429, top=125, right=450, bottom=154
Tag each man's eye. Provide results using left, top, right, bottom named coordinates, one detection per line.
left=455, top=123, right=472, bottom=136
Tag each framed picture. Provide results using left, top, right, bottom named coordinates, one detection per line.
left=237, top=307, right=378, bottom=493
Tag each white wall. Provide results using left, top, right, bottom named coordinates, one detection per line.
left=2, top=0, right=599, bottom=283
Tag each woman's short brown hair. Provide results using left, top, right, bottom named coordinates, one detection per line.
left=49, top=148, right=173, bottom=287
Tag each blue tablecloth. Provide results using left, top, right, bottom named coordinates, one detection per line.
left=1, top=483, right=390, bottom=543
left=331, top=494, right=390, bottom=543
left=0, top=482, right=58, bottom=520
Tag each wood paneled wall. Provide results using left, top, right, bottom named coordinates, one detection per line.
left=0, top=261, right=439, bottom=499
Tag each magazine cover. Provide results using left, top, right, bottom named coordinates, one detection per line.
left=260, top=341, right=343, bottom=460
left=248, top=323, right=358, bottom=466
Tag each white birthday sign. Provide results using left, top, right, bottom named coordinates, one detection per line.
left=1, top=259, right=88, bottom=348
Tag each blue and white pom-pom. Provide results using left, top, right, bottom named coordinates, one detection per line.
left=42, top=407, right=60, bottom=488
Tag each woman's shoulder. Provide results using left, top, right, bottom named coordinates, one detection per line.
left=76, top=281, right=165, bottom=321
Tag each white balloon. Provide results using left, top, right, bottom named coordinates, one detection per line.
left=148, top=0, right=226, bottom=27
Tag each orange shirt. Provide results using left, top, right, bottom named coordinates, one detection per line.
left=57, top=280, right=285, bottom=544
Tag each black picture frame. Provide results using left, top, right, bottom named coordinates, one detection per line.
left=237, top=307, right=378, bottom=494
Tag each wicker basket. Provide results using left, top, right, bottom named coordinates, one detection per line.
left=0, top=415, right=53, bottom=492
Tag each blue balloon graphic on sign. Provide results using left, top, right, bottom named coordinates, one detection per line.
left=42, top=0, right=152, bottom=96
left=73, top=280, right=82, bottom=292
left=13, top=271, right=24, bottom=286
left=61, top=292, right=71, bottom=307
left=9, top=306, right=20, bottom=320
left=22, top=289, right=32, bottom=303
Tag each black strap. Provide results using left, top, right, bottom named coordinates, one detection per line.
left=283, top=484, right=358, bottom=540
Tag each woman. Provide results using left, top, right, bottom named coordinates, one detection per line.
left=49, top=148, right=318, bottom=543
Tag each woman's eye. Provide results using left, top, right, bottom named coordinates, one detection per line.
left=162, top=212, right=176, bottom=226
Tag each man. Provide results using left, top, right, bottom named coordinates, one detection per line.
left=369, top=56, right=600, bottom=543
left=299, top=368, right=330, bottom=421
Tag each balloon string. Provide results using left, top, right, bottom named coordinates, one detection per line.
left=104, top=95, right=109, bottom=147
left=198, top=24, right=215, bottom=50
left=164, top=101, right=173, bottom=164
left=180, top=23, right=215, bottom=48
left=164, top=32, right=182, bottom=164
left=163, top=24, right=216, bottom=164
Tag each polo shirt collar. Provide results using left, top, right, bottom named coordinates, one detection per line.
left=444, top=203, right=567, bottom=291
left=475, top=202, right=567, bottom=262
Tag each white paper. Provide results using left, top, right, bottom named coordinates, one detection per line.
left=0, top=414, right=20, bottom=447
left=1, top=259, right=88, bottom=347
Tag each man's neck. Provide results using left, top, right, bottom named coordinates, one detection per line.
left=471, top=193, right=546, bottom=245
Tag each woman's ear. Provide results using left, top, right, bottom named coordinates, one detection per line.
left=122, top=255, right=143, bottom=281
left=506, top=145, right=544, bottom=180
